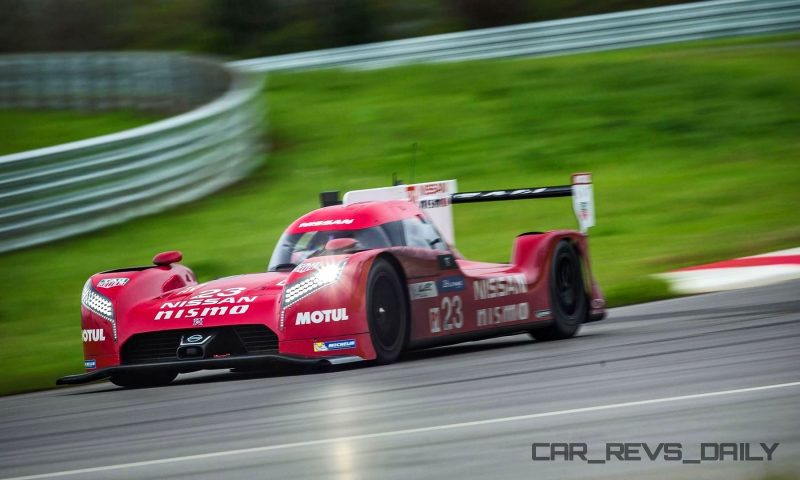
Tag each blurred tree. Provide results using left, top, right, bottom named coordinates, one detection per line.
left=319, top=0, right=379, bottom=47
left=0, top=0, right=691, bottom=57
left=447, top=0, right=531, bottom=29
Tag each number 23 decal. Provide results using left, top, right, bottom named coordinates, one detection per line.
left=430, top=295, right=463, bottom=333
left=191, top=287, right=246, bottom=299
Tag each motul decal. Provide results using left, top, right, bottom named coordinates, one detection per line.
left=82, top=329, right=106, bottom=342
left=295, top=308, right=349, bottom=325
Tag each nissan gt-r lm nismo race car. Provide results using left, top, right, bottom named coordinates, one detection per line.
left=58, top=173, right=606, bottom=388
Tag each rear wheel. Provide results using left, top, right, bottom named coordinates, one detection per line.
left=366, top=258, right=408, bottom=364
left=110, top=369, right=177, bottom=388
left=530, top=241, right=587, bottom=341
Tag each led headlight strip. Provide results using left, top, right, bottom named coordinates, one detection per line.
left=81, top=280, right=117, bottom=340
left=282, top=260, right=347, bottom=308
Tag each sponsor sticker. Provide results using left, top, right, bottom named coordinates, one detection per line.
left=421, top=182, right=447, bottom=195
left=409, top=281, right=438, bottom=300
left=84, top=359, right=96, bottom=369
left=428, top=307, right=441, bottom=333
left=97, top=278, right=129, bottom=288
left=295, top=308, right=349, bottom=325
left=437, top=254, right=458, bottom=270
left=82, top=329, right=106, bottom=342
left=298, top=219, right=354, bottom=228
left=155, top=287, right=256, bottom=320
left=473, top=274, right=527, bottom=300
left=535, top=309, right=551, bottom=319
left=438, top=275, right=465, bottom=292
left=314, top=339, right=356, bottom=352
left=193, top=318, right=204, bottom=326
left=294, top=262, right=322, bottom=273
left=419, top=198, right=450, bottom=209
left=476, top=302, right=530, bottom=327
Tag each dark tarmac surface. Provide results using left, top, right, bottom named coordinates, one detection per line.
left=1, top=280, right=798, bottom=479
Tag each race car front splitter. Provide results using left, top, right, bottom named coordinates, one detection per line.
left=56, top=353, right=364, bottom=385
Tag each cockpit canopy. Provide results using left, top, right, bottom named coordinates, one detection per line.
left=268, top=214, right=447, bottom=271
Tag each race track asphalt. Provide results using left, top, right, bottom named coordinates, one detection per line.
left=1, top=280, right=798, bottom=480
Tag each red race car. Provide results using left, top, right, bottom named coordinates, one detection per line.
left=58, top=173, right=605, bottom=388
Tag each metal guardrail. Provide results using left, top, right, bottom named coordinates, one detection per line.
left=0, top=54, right=264, bottom=253
left=1, top=0, right=798, bottom=253
left=0, top=53, right=231, bottom=112
left=231, top=0, right=800, bottom=71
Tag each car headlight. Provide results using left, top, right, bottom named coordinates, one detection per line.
left=282, top=259, right=347, bottom=310
left=81, top=280, right=116, bottom=340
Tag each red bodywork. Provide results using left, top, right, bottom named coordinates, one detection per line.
left=70, top=199, right=605, bottom=381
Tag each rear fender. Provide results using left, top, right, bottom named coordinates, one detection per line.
left=511, top=231, right=598, bottom=316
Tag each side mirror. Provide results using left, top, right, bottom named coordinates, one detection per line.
left=324, top=238, right=356, bottom=252
left=153, top=250, right=183, bottom=266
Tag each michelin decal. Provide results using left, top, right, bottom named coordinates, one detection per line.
left=313, top=339, right=356, bottom=352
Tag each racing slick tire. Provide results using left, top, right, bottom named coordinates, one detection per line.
left=110, top=369, right=178, bottom=388
left=366, top=257, right=408, bottom=364
left=530, top=241, right=587, bottom=341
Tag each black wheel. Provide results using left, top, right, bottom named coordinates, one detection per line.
left=366, top=258, right=408, bottom=364
left=530, top=241, right=587, bottom=341
left=110, top=369, right=177, bottom=388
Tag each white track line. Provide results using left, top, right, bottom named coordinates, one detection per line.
left=4, top=381, right=800, bottom=480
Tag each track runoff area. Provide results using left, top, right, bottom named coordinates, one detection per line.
left=1, top=278, right=798, bottom=479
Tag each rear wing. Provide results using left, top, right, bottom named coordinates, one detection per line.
left=451, top=173, right=595, bottom=234
left=331, top=173, right=594, bottom=245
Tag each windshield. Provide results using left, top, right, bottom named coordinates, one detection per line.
left=268, top=225, right=397, bottom=271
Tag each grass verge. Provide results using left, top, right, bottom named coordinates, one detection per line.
left=0, top=109, right=163, bottom=155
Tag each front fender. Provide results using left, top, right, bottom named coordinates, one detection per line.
left=81, top=263, right=198, bottom=371
left=279, top=252, right=384, bottom=360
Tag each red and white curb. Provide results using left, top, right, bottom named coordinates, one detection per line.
left=656, top=247, right=800, bottom=294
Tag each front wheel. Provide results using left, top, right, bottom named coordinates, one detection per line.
left=110, top=369, right=177, bottom=388
left=366, top=258, right=408, bottom=364
left=530, top=241, right=587, bottom=341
